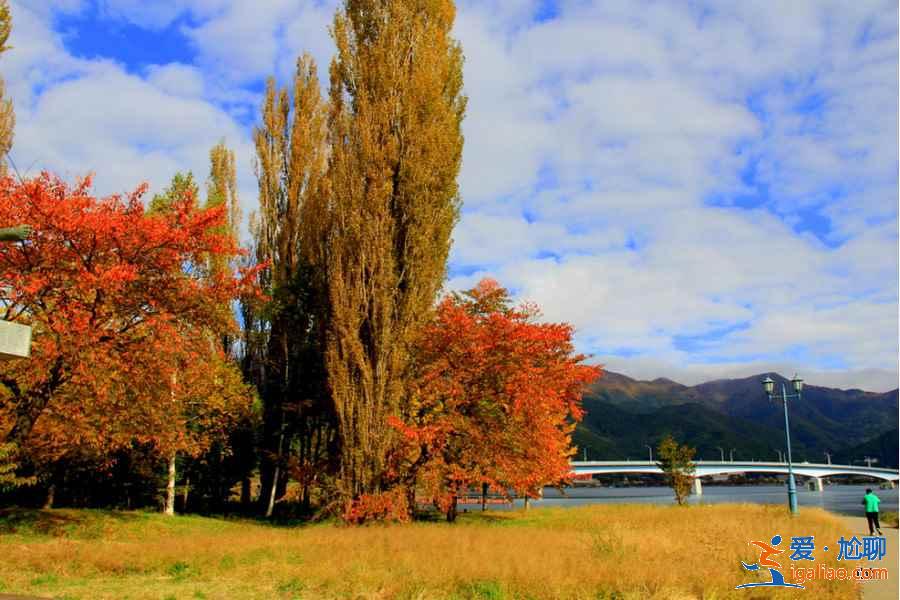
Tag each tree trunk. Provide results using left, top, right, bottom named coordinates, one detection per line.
left=241, top=477, right=251, bottom=508
left=446, top=495, right=458, bottom=523
left=164, top=371, right=177, bottom=516
left=481, top=482, right=488, bottom=512
left=275, top=464, right=289, bottom=499
left=182, top=475, right=190, bottom=512
left=405, top=483, right=416, bottom=519
left=265, top=413, right=285, bottom=519
left=43, top=483, right=55, bottom=509
left=524, top=495, right=530, bottom=511
left=164, top=452, right=176, bottom=516
left=265, top=463, right=279, bottom=518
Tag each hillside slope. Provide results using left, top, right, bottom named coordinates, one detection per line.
left=577, top=371, right=898, bottom=467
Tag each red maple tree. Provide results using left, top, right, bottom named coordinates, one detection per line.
left=392, top=278, right=601, bottom=521
left=0, top=174, right=256, bottom=465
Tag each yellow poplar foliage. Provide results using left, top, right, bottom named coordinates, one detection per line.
left=253, top=53, right=328, bottom=293
left=250, top=54, right=331, bottom=509
left=0, top=0, right=14, bottom=176
left=206, top=141, right=241, bottom=277
left=326, top=0, right=466, bottom=501
left=207, top=141, right=240, bottom=240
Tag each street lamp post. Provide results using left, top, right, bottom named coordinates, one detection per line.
left=717, top=446, right=725, bottom=462
left=645, top=444, right=653, bottom=463
left=824, top=451, right=831, bottom=465
left=730, top=448, right=736, bottom=462
left=774, top=449, right=783, bottom=463
left=763, top=374, right=803, bottom=516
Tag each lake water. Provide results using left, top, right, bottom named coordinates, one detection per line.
left=475, top=484, right=898, bottom=516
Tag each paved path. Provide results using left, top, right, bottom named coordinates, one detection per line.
left=840, top=517, right=898, bottom=600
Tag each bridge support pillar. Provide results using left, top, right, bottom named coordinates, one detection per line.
left=881, top=481, right=895, bottom=490
left=808, top=477, right=824, bottom=492
left=692, top=477, right=702, bottom=496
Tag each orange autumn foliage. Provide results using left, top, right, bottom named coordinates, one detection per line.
left=0, top=173, right=258, bottom=465
left=341, top=487, right=412, bottom=525
left=393, top=279, right=601, bottom=519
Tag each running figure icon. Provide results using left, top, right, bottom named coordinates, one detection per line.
left=735, top=535, right=805, bottom=590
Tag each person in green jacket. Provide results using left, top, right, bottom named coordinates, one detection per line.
left=863, top=488, right=882, bottom=536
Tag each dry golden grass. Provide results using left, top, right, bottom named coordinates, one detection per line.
left=0, top=504, right=865, bottom=599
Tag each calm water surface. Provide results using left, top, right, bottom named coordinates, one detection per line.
left=491, top=484, right=899, bottom=516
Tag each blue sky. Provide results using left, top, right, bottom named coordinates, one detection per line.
left=57, top=9, right=199, bottom=70
left=3, top=1, right=898, bottom=390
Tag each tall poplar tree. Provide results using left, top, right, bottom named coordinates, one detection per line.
left=326, top=0, right=466, bottom=510
left=251, top=54, right=332, bottom=515
left=207, top=142, right=240, bottom=242
left=204, top=141, right=241, bottom=354
left=0, top=0, right=15, bottom=175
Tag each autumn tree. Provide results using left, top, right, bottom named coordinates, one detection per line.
left=149, top=171, right=199, bottom=214
left=152, top=344, right=256, bottom=513
left=205, top=141, right=240, bottom=281
left=325, top=0, right=466, bottom=514
left=206, top=142, right=239, bottom=239
left=147, top=169, right=212, bottom=514
left=0, top=174, right=255, bottom=503
left=0, top=0, right=15, bottom=175
left=391, top=279, right=601, bottom=522
left=147, top=161, right=252, bottom=514
left=249, top=54, right=331, bottom=516
left=657, top=435, right=696, bottom=506
left=0, top=441, right=32, bottom=491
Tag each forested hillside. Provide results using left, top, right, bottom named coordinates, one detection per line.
left=577, top=372, right=898, bottom=467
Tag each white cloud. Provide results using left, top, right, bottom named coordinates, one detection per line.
left=3, top=1, right=897, bottom=391
left=445, top=0, right=897, bottom=391
left=601, top=358, right=898, bottom=394
left=144, top=63, right=205, bottom=98
left=97, top=0, right=228, bottom=29
left=5, top=1, right=257, bottom=234
left=182, top=1, right=337, bottom=86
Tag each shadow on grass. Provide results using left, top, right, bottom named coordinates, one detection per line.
left=0, top=507, right=142, bottom=537
left=0, top=504, right=529, bottom=536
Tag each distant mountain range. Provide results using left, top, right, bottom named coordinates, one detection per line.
left=574, top=371, right=899, bottom=468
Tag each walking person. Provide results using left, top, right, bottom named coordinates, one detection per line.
left=863, top=488, right=883, bottom=536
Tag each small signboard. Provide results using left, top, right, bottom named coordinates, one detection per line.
left=0, top=320, right=32, bottom=360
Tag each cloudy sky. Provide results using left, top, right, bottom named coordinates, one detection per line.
left=3, top=1, right=898, bottom=391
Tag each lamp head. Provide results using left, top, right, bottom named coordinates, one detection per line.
left=762, top=375, right=775, bottom=395
left=791, top=374, right=803, bottom=393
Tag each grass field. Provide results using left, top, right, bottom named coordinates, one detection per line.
left=0, top=504, right=866, bottom=599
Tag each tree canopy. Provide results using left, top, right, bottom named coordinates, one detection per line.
left=0, top=174, right=256, bottom=483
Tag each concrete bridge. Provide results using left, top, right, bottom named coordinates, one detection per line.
left=570, top=460, right=900, bottom=495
